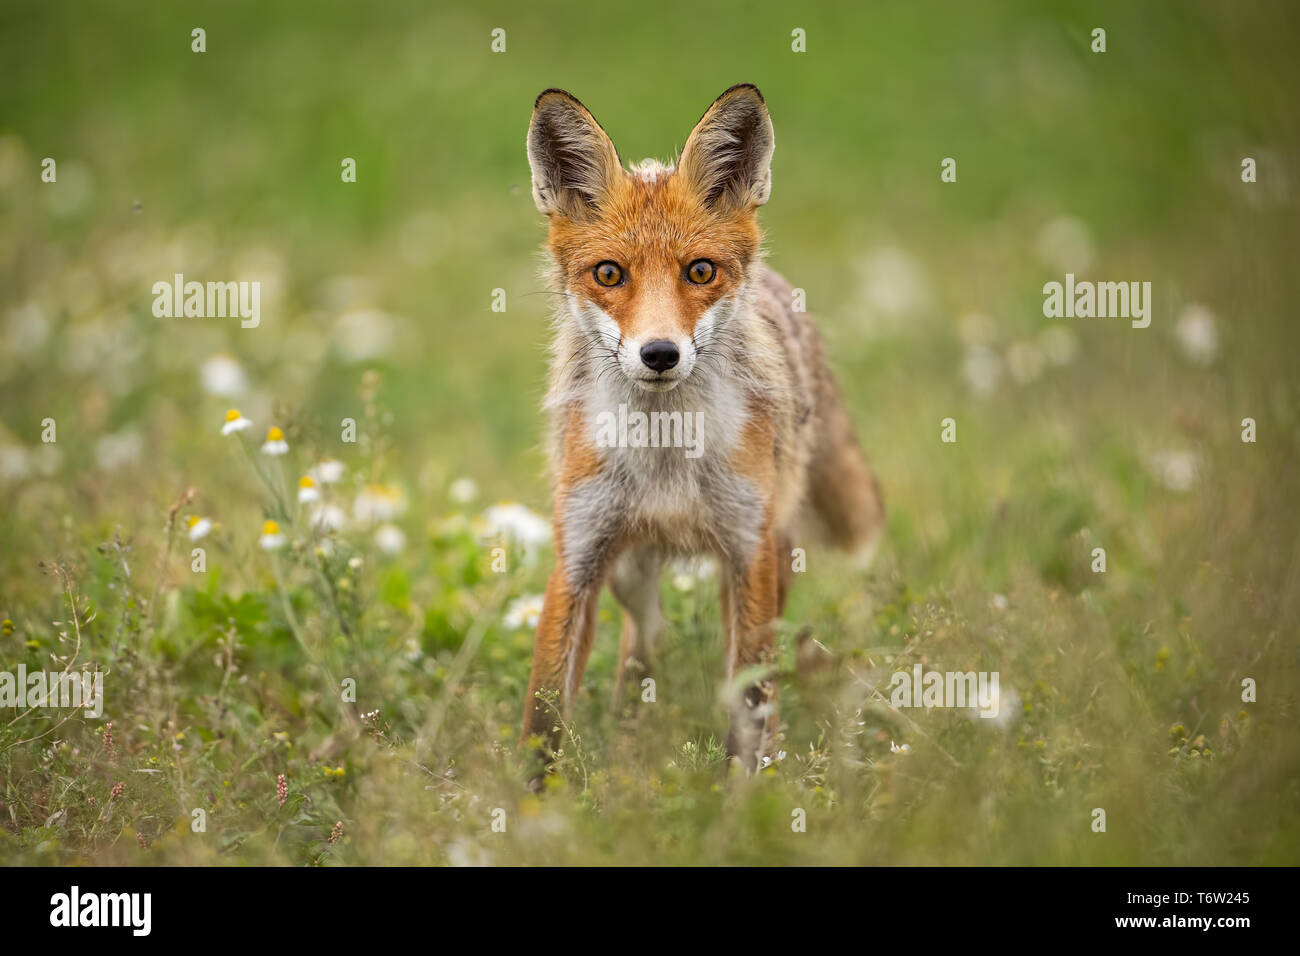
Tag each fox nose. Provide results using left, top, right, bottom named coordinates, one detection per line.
left=639, top=340, right=680, bottom=372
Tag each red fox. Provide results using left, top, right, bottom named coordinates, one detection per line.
left=521, top=84, right=884, bottom=776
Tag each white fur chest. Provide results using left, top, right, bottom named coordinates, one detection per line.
left=565, top=369, right=764, bottom=562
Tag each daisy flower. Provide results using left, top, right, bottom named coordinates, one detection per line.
left=448, top=477, right=479, bottom=504
left=354, top=484, right=407, bottom=523
left=1175, top=303, right=1219, bottom=366
left=758, top=750, right=788, bottom=769
left=259, top=519, right=286, bottom=551
left=221, top=408, right=252, bottom=435
left=478, top=502, right=552, bottom=566
left=1146, top=449, right=1201, bottom=493
left=310, top=459, right=346, bottom=484
left=669, top=556, right=716, bottom=592
left=503, top=594, right=545, bottom=630
left=298, top=475, right=320, bottom=503
left=261, top=426, right=288, bottom=456
left=311, top=504, right=347, bottom=533
left=374, top=523, right=406, bottom=555
left=186, top=515, right=212, bottom=541
left=200, top=354, right=247, bottom=397
left=480, top=502, right=551, bottom=548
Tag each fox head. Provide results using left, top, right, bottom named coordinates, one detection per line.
left=527, top=84, right=775, bottom=392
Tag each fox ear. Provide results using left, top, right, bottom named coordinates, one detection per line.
left=679, top=84, right=774, bottom=210
left=527, top=89, right=622, bottom=219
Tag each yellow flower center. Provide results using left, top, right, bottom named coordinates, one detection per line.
left=267, top=426, right=284, bottom=441
left=225, top=409, right=242, bottom=422
left=187, top=515, right=200, bottom=528
left=299, top=475, right=315, bottom=488
left=262, top=520, right=280, bottom=535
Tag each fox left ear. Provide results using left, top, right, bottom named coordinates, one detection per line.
left=679, top=84, right=774, bottom=210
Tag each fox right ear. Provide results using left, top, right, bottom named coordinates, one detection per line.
left=526, top=90, right=622, bottom=219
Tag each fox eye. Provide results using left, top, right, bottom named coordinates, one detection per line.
left=686, top=259, right=715, bottom=284
left=593, top=261, right=624, bottom=287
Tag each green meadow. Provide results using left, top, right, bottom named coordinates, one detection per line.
left=1, top=0, right=1297, bottom=864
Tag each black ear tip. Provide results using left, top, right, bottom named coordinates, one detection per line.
left=534, top=88, right=583, bottom=111
left=718, top=83, right=765, bottom=105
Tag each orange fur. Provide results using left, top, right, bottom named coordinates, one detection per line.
left=520, top=85, right=884, bottom=780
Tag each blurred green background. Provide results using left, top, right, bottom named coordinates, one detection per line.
left=0, top=0, right=1297, bottom=864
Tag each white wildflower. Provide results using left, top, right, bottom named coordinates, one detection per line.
left=311, top=459, right=346, bottom=484
left=221, top=408, right=252, bottom=435
left=449, top=477, right=479, bottom=504
left=200, top=354, right=247, bottom=397
left=374, top=523, right=406, bottom=555
left=259, top=520, right=286, bottom=551
left=503, top=594, right=545, bottom=630
left=261, top=426, right=288, bottom=456
left=1174, top=303, right=1219, bottom=366
left=354, top=484, right=407, bottom=523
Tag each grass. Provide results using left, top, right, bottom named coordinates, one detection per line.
left=1, top=0, right=1298, bottom=865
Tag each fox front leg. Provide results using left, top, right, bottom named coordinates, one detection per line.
left=520, top=562, right=602, bottom=771
left=722, top=527, right=781, bottom=774
left=520, top=464, right=621, bottom=783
